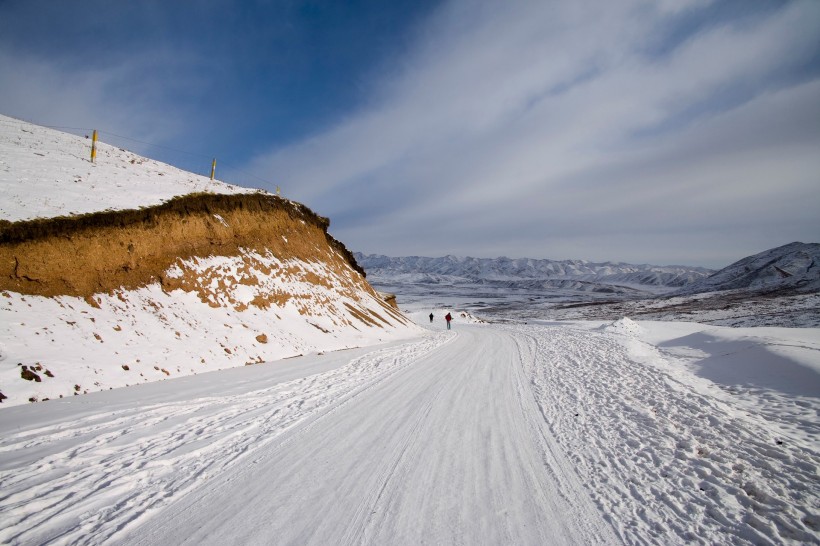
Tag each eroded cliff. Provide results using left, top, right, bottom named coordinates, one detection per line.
left=0, top=192, right=414, bottom=407
left=2, top=193, right=362, bottom=293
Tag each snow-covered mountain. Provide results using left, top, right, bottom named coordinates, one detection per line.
left=0, top=115, right=418, bottom=407
left=355, top=253, right=712, bottom=289
left=356, top=247, right=819, bottom=328
left=677, top=242, right=820, bottom=295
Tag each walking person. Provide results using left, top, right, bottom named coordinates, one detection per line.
left=429, top=312, right=434, bottom=323
left=445, top=312, right=452, bottom=330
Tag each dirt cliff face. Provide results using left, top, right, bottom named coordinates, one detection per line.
left=0, top=192, right=403, bottom=323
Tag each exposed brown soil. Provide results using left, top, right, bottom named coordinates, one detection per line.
left=379, top=292, right=399, bottom=310
left=0, top=192, right=370, bottom=299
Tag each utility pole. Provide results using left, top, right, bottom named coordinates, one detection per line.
left=210, top=158, right=216, bottom=180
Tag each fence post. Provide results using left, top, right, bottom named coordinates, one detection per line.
left=210, top=158, right=216, bottom=180
left=91, top=130, right=98, bottom=163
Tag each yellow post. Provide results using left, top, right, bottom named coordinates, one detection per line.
left=210, top=158, right=216, bottom=180
left=90, top=130, right=98, bottom=163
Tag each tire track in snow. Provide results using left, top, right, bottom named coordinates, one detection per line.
left=508, top=328, right=623, bottom=544
left=123, top=325, right=616, bottom=545
left=339, top=343, right=452, bottom=545
left=121, top=333, right=465, bottom=545
left=0, top=334, right=452, bottom=545
left=335, top=326, right=615, bottom=545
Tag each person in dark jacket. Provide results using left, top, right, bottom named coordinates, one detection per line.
left=445, top=312, right=452, bottom=330
left=429, top=312, right=434, bottom=323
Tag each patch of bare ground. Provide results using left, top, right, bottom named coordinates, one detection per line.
left=0, top=192, right=407, bottom=322
left=0, top=192, right=362, bottom=295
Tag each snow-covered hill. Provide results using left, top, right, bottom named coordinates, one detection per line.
left=355, top=253, right=712, bottom=290
left=0, top=115, right=419, bottom=407
left=677, top=242, right=820, bottom=295
left=0, top=115, right=258, bottom=222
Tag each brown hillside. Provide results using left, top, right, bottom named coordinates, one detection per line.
left=0, top=193, right=385, bottom=310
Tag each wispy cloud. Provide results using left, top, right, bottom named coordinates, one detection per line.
left=249, top=0, right=820, bottom=266
left=1, top=0, right=816, bottom=267
left=0, top=41, right=212, bottom=150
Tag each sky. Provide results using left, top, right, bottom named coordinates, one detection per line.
left=1, top=0, right=818, bottom=268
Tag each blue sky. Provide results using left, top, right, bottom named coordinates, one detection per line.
left=1, top=0, right=818, bottom=268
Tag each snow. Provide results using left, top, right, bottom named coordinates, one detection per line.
left=356, top=253, right=713, bottom=294
left=516, top=319, right=819, bottom=544
left=599, top=316, right=646, bottom=336
left=0, top=114, right=257, bottom=221
left=0, top=117, right=421, bottom=406
left=1, top=115, right=818, bottom=544
left=642, top=322, right=820, bottom=398
left=1, top=314, right=818, bottom=544
left=0, top=256, right=421, bottom=406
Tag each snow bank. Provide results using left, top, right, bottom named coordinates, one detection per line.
left=518, top=320, right=820, bottom=545
left=599, top=316, right=645, bottom=337
left=637, top=322, right=820, bottom=397
left=0, top=277, right=421, bottom=406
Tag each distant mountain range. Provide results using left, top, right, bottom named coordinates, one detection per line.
left=354, top=253, right=714, bottom=291
left=356, top=242, right=820, bottom=296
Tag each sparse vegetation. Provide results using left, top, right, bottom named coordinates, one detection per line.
left=20, top=364, right=42, bottom=382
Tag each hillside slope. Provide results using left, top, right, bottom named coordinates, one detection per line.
left=677, top=242, right=820, bottom=295
left=0, top=114, right=256, bottom=221
left=0, top=116, right=418, bottom=407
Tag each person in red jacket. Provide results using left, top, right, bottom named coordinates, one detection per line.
left=445, top=312, right=452, bottom=330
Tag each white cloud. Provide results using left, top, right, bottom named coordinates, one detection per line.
left=246, top=0, right=819, bottom=267
left=0, top=48, right=203, bottom=153
left=654, top=0, right=716, bottom=15
left=2, top=0, right=815, bottom=267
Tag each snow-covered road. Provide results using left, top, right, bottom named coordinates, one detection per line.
left=1, top=321, right=818, bottom=545
left=127, top=326, right=611, bottom=545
